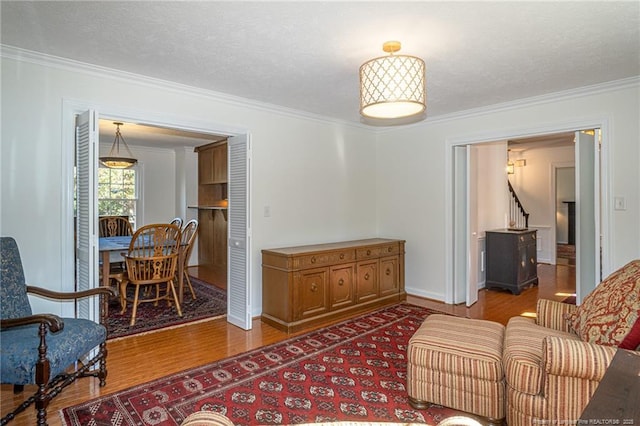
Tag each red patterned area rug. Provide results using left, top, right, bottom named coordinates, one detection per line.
left=62, top=304, right=462, bottom=425
left=107, top=277, right=226, bottom=340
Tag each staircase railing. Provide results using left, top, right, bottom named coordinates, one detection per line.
left=508, top=180, right=529, bottom=229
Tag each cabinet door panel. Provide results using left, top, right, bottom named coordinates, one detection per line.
left=295, top=268, right=329, bottom=319
left=212, top=144, right=228, bottom=183
left=379, top=256, right=399, bottom=296
left=197, top=210, right=214, bottom=266
left=330, top=263, right=355, bottom=309
left=525, top=242, right=537, bottom=281
left=357, top=260, right=378, bottom=302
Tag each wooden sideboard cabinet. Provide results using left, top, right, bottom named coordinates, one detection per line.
left=485, top=229, right=538, bottom=295
left=261, top=238, right=406, bottom=332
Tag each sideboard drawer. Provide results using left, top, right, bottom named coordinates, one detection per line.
left=298, top=250, right=355, bottom=269
left=356, top=243, right=398, bottom=260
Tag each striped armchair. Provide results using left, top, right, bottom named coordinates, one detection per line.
left=504, top=263, right=640, bottom=426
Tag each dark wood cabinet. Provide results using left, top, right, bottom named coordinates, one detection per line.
left=485, top=229, right=538, bottom=295
left=261, top=238, right=405, bottom=332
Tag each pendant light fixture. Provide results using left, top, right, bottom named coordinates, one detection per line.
left=359, top=41, right=426, bottom=120
left=100, top=122, right=137, bottom=169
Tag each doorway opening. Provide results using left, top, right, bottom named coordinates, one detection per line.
left=67, top=103, right=252, bottom=331
left=449, top=127, right=606, bottom=310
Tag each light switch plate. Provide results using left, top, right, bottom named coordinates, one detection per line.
left=614, top=197, right=626, bottom=211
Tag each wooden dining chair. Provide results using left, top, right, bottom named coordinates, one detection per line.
left=180, top=219, right=199, bottom=300
left=169, top=217, right=183, bottom=229
left=118, top=223, right=183, bottom=326
left=99, top=216, right=133, bottom=237
left=98, top=216, right=133, bottom=290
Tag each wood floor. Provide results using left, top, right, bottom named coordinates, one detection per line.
left=1, top=263, right=574, bottom=426
left=188, top=264, right=227, bottom=290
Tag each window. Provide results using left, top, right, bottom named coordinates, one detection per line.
left=98, top=167, right=138, bottom=229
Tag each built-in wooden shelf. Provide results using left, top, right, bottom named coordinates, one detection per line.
left=188, top=205, right=228, bottom=210
left=195, top=141, right=228, bottom=269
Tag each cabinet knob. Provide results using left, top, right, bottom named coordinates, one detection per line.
left=338, top=278, right=344, bottom=286
left=339, top=253, right=345, bottom=260
left=366, top=249, right=371, bottom=255
left=310, top=282, right=318, bottom=292
left=520, top=236, right=524, bottom=242
left=521, top=261, right=526, bottom=267
left=386, top=268, right=391, bottom=276
left=531, top=234, right=536, bottom=240
left=530, top=258, right=535, bottom=264
left=364, top=273, right=370, bottom=280
left=388, top=247, right=393, bottom=252
left=311, top=256, right=316, bottom=264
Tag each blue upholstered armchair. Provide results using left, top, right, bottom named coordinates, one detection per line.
left=0, top=237, right=115, bottom=425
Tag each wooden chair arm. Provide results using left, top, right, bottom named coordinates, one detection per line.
left=0, top=313, right=64, bottom=333
left=26, top=285, right=116, bottom=300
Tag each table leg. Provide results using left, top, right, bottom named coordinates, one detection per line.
left=101, top=251, right=110, bottom=288
left=177, top=247, right=185, bottom=304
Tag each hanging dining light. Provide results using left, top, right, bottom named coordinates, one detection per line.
left=359, top=41, right=426, bottom=120
left=99, top=122, right=137, bottom=169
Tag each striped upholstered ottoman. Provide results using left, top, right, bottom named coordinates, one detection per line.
left=407, top=314, right=506, bottom=423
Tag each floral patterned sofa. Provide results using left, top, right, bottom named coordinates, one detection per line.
left=504, top=259, right=640, bottom=425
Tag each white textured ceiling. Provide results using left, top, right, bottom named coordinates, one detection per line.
left=2, top=1, right=639, bottom=130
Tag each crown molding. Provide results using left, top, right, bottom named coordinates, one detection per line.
left=380, top=75, right=640, bottom=132
left=3, top=44, right=638, bottom=133
left=0, top=44, right=366, bottom=130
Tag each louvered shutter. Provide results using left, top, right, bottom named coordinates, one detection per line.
left=227, top=134, right=252, bottom=329
left=75, top=110, right=99, bottom=321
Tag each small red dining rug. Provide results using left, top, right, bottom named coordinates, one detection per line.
left=107, top=277, right=226, bottom=340
left=62, top=303, right=462, bottom=425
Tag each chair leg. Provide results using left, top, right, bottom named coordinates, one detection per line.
left=158, top=282, right=171, bottom=308
left=99, top=341, right=108, bottom=387
left=168, top=279, right=183, bottom=317
left=154, top=284, right=161, bottom=307
left=130, top=285, right=141, bottom=326
left=184, top=270, right=197, bottom=300
left=119, top=280, right=128, bottom=314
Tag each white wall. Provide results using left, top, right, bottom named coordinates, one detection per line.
left=1, top=53, right=376, bottom=317
left=377, top=81, right=640, bottom=302
left=476, top=142, right=509, bottom=234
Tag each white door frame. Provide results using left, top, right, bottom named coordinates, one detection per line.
left=445, top=118, right=611, bottom=304
left=550, top=162, right=576, bottom=265
left=61, top=99, right=252, bottom=326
